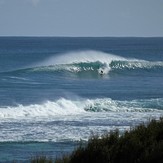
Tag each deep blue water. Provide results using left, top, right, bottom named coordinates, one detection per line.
left=0, top=37, right=163, bottom=162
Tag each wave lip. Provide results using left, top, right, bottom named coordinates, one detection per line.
left=0, top=98, right=162, bottom=119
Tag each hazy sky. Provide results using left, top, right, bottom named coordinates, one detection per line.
left=0, top=0, right=163, bottom=36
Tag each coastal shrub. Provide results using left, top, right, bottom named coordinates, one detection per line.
left=57, top=118, right=163, bottom=163
left=32, top=118, right=163, bottom=163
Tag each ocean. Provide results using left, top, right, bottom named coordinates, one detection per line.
left=0, top=37, right=163, bottom=162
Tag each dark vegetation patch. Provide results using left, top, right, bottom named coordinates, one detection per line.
left=32, top=118, right=163, bottom=163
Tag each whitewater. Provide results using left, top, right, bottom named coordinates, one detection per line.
left=0, top=98, right=163, bottom=119
left=0, top=37, right=163, bottom=162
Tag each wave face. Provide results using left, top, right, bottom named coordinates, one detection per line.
left=0, top=98, right=162, bottom=119
left=3, top=51, right=163, bottom=76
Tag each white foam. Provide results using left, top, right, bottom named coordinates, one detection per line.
left=84, top=98, right=161, bottom=112
left=0, top=98, right=163, bottom=142
left=0, top=98, right=85, bottom=119
left=0, top=111, right=162, bottom=142
left=0, top=98, right=162, bottom=119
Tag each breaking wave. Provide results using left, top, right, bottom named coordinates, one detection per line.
left=30, top=60, right=163, bottom=74
left=1, top=51, right=163, bottom=76
left=0, top=98, right=162, bottom=119
left=25, top=50, right=163, bottom=75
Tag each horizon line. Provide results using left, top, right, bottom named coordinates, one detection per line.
left=0, top=35, right=163, bottom=38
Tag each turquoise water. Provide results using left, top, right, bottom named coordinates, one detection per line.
left=0, top=37, right=163, bottom=162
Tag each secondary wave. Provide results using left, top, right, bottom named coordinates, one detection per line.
left=0, top=98, right=162, bottom=119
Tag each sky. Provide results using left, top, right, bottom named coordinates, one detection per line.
left=0, top=0, right=163, bottom=37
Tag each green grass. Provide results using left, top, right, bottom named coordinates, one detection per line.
left=32, top=117, right=163, bottom=163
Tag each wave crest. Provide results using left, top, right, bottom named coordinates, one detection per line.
left=0, top=98, right=162, bottom=119
left=2, top=51, right=163, bottom=75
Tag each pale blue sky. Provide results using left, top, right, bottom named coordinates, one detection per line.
left=0, top=0, right=163, bottom=36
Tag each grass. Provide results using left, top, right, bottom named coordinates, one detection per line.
left=32, top=117, right=163, bottom=163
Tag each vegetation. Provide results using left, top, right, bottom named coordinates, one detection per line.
left=32, top=118, right=163, bottom=163
left=31, top=156, right=53, bottom=163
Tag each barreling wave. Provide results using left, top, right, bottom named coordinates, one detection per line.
left=1, top=50, right=163, bottom=75
left=26, top=50, right=163, bottom=74
left=30, top=60, right=163, bottom=74
left=0, top=98, right=162, bottom=119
